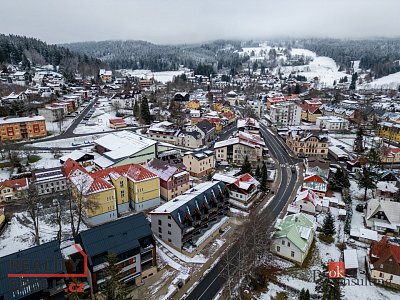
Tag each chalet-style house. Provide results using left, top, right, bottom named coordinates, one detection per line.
left=367, top=237, right=400, bottom=289
left=144, top=158, right=190, bottom=201
left=0, top=178, right=29, bottom=202
left=365, top=199, right=400, bottom=234
left=271, top=213, right=316, bottom=265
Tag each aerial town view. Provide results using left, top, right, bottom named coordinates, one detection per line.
left=0, top=0, right=400, bottom=299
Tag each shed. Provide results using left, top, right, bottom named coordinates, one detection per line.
left=344, top=249, right=358, bottom=277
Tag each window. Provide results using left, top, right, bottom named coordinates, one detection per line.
left=121, top=190, right=125, bottom=197
left=287, top=242, right=291, bottom=247
left=168, top=238, right=172, bottom=242
left=291, top=251, right=295, bottom=257
left=158, top=220, right=162, bottom=226
left=168, top=223, right=171, bottom=227
left=379, top=272, right=384, bottom=278
left=158, top=227, right=162, bottom=233
left=281, top=240, right=285, bottom=245
left=277, top=246, right=280, bottom=252
left=120, top=181, right=124, bottom=187
left=168, top=231, right=171, bottom=235
left=159, top=234, right=162, bottom=239
left=168, top=215, right=171, bottom=220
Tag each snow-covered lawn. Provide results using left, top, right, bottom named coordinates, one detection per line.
left=0, top=209, right=87, bottom=257
left=117, top=69, right=186, bottom=84
left=156, top=236, right=207, bottom=264
left=33, top=133, right=108, bottom=148
left=46, top=117, right=74, bottom=135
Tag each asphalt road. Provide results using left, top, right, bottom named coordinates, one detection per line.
left=184, top=123, right=299, bottom=300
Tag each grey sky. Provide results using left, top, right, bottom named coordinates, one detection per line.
left=0, top=0, right=399, bottom=44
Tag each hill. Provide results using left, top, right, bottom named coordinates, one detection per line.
left=0, top=34, right=103, bottom=80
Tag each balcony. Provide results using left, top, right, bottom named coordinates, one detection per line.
left=141, top=251, right=153, bottom=263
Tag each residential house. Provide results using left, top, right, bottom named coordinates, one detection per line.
left=293, top=189, right=321, bottom=215
left=346, top=156, right=367, bottom=173
left=305, top=157, right=330, bottom=179
left=91, top=163, right=160, bottom=214
left=316, top=116, right=349, bottom=131
left=365, top=199, right=400, bottom=234
left=212, top=173, right=260, bottom=211
left=32, top=167, right=68, bottom=196
left=144, top=158, right=190, bottom=201
left=185, top=100, right=201, bottom=110
left=344, top=249, right=359, bottom=277
left=93, top=131, right=157, bottom=169
left=194, top=119, right=215, bottom=145
left=59, top=150, right=94, bottom=166
left=303, top=174, right=328, bottom=198
left=381, top=147, right=400, bottom=164
left=269, top=102, right=302, bottom=127
left=64, top=159, right=118, bottom=226
left=300, top=104, right=322, bottom=123
left=271, top=213, right=315, bottom=265
left=367, top=237, right=400, bottom=289
left=75, top=213, right=157, bottom=293
left=149, top=181, right=230, bottom=253
left=99, top=69, right=112, bottom=83
left=38, top=106, right=65, bottom=122
left=0, top=178, right=29, bottom=202
left=0, top=116, right=47, bottom=141
left=378, top=122, right=400, bottom=143
left=376, top=181, right=398, bottom=200
left=0, top=241, right=66, bottom=300
left=286, top=130, right=329, bottom=158
left=214, top=131, right=266, bottom=165
left=182, top=150, right=214, bottom=177
left=109, top=118, right=127, bottom=129
left=237, top=118, right=260, bottom=134
left=147, top=121, right=181, bottom=145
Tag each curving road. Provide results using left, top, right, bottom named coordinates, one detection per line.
left=184, top=122, right=300, bottom=300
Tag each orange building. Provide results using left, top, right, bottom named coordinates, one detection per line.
left=0, top=116, right=47, bottom=141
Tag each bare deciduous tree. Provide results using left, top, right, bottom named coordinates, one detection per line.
left=18, top=185, right=42, bottom=245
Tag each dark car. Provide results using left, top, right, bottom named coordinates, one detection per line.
left=356, top=204, right=364, bottom=212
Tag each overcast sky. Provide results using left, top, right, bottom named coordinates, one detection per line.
left=1, top=0, right=399, bottom=44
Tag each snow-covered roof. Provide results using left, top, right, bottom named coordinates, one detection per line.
left=0, top=116, right=45, bottom=125
left=344, top=249, right=359, bottom=269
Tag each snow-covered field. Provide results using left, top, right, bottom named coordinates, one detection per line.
left=0, top=209, right=87, bottom=257
left=359, top=71, right=400, bottom=90
left=118, top=69, right=185, bottom=84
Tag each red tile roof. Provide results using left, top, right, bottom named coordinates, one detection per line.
left=0, top=178, right=28, bottom=190
left=109, top=118, right=126, bottom=124
left=126, top=164, right=158, bottom=182
left=63, top=158, right=87, bottom=177
left=370, top=237, right=400, bottom=275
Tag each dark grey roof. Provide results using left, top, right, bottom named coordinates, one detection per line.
left=170, top=181, right=228, bottom=229
left=0, top=241, right=65, bottom=300
left=195, top=119, right=214, bottom=133
left=76, top=213, right=153, bottom=266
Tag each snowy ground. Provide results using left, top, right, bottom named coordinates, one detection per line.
left=117, top=69, right=185, bottom=84
left=46, top=117, right=74, bottom=135
left=0, top=209, right=87, bottom=257
left=33, top=133, right=108, bottom=148
left=358, top=71, right=400, bottom=90
left=260, top=187, right=398, bottom=300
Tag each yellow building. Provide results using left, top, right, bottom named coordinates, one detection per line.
left=286, top=130, right=329, bottom=158
left=64, top=159, right=160, bottom=226
left=0, top=206, right=4, bottom=228
left=186, top=100, right=201, bottom=110
left=300, top=105, right=322, bottom=123
left=182, top=150, right=214, bottom=177
left=378, top=122, right=400, bottom=143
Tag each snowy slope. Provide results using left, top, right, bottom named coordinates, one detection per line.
left=359, top=71, right=400, bottom=90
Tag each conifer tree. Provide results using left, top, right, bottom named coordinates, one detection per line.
left=140, top=96, right=151, bottom=125
left=260, top=162, right=268, bottom=192
left=255, top=164, right=261, bottom=181
left=322, top=211, right=336, bottom=237
left=315, top=263, right=342, bottom=300
left=102, top=253, right=129, bottom=300
left=240, top=156, right=252, bottom=175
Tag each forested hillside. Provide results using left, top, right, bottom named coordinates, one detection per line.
left=64, top=40, right=248, bottom=73
left=293, top=38, right=400, bottom=78
left=0, top=34, right=103, bottom=80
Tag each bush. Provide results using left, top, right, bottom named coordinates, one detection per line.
left=28, top=155, right=41, bottom=164
left=319, top=233, right=334, bottom=244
